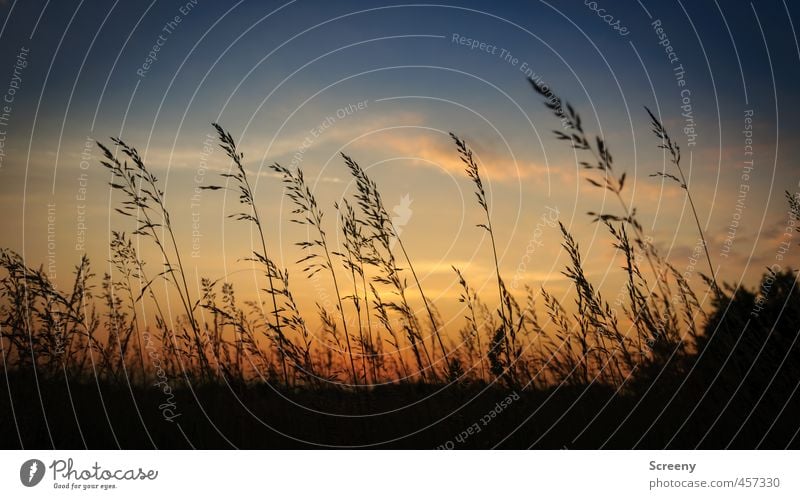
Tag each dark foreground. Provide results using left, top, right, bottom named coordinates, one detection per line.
left=2, top=370, right=798, bottom=449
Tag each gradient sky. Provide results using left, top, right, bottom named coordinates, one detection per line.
left=1, top=0, right=800, bottom=334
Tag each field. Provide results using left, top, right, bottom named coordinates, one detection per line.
left=2, top=82, right=799, bottom=449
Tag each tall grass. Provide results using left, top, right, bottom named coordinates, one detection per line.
left=341, top=153, right=440, bottom=381
left=347, top=154, right=454, bottom=378
left=268, top=161, right=360, bottom=385
left=645, top=108, right=719, bottom=295
left=0, top=82, right=760, bottom=394
left=97, top=139, right=210, bottom=379
left=203, top=124, right=291, bottom=385
left=450, top=133, right=516, bottom=385
left=527, top=80, right=722, bottom=371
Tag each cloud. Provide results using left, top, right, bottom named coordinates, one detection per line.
left=262, top=110, right=428, bottom=161
left=355, top=130, right=574, bottom=184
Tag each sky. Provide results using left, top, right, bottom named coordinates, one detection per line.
left=1, top=0, right=799, bottom=336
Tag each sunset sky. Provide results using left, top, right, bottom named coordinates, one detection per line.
left=1, top=0, right=800, bottom=335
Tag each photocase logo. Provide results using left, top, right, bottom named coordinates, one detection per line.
left=389, top=194, right=413, bottom=249
left=20, top=459, right=45, bottom=487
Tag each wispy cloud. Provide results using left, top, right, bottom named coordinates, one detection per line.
left=357, top=131, right=573, bottom=184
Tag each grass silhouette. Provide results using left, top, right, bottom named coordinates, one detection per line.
left=1, top=82, right=798, bottom=449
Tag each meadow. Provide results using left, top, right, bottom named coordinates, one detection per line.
left=2, top=81, right=799, bottom=449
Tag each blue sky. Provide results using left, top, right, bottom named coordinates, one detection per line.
left=1, top=0, right=799, bottom=327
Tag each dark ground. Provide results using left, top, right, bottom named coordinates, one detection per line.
left=2, top=370, right=798, bottom=449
